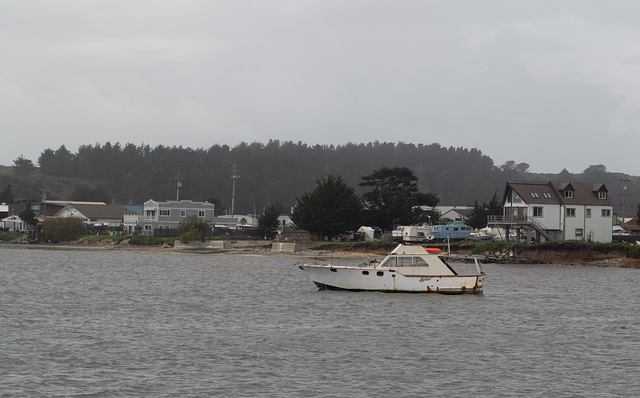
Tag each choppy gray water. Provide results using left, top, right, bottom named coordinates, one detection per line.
left=1, top=247, right=639, bottom=397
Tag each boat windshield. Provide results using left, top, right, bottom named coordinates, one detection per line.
left=380, top=256, right=428, bottom=267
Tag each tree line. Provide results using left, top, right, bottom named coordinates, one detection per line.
left=2, top=140, right=638, bottom=219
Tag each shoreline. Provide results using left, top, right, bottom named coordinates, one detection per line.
left=0, top=240, right=380, bottom=259
left=1, top=239, right=637, bottom=267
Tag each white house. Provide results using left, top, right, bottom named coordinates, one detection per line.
left=53, top=203, right=131, bottom=227
left=1, top=215, right=26, bottom=232
left=490, top=181, right=613, bottom=243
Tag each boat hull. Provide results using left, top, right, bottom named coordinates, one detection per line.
left=300, top=265, right=484, bottom=294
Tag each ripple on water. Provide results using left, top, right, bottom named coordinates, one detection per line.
left=1, top=249, right=639, bottom=397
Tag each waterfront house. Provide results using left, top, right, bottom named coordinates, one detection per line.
left=53, top=203, right=130, bottom=228
left=489, top=181, right=614, bottom=243
left=9, top=200, right=108, bottom=220
left=1, top=214, right=26, bottom=231
left=124, top=199, right=215, bottom=236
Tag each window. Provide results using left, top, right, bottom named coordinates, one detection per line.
left=530, top=192, right=539, bottom=198
left=566, top=208, right=576, bottom=217
left=533, top=207, right=543, bottom=217
left=145, top=210, right=156, bottom=219
left=575, top=228, right=583, bottom=237
left=512, top=192, right=522, bottom=203
left=543, top=192, right=552, bottom=199
left=180, top=210, right=186, bottom=217
left=160, top=209, right=170, bottom=216
left=198, top=210, right=205, bottom=217
left=601, top=209, right=611, bottom=217
left=598, top=191, right=607, bottom=199
left=564, top=190, right=574, bottom=199
left=586, top=208, right=591, bottom=218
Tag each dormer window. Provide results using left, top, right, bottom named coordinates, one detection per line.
left=598, top=191, right=607, bottom=200
left=564, top=190, right=574, bottom=199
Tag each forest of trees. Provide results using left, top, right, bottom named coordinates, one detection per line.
left=1, top=140, right=638, bottom=218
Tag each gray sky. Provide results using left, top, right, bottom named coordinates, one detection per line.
left=2, top=1, right=639, bottom=174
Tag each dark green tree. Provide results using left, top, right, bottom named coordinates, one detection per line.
left=465, top=191, right=503, bottom=230
left=178, top=215, right=211, bottom=242
left=258, top=202, right=283, bottom=238
left=204, top=197, right=226, bottom=216
left=291, top=175, right=363, bottom=240
left=486, top=190, right=503, bottom=217
left=0, top=184, right=14, bottom=204
left=466, top=200, right=488, bottom=230
left=38, top=145, right=75, bottom=176
left=70, top=184, right=113, bottom=203
left=13, top=155, right=36, bottom=176
left=359, top=167, right=439, bottom=230
left=19, top=209, right=38, bottom=227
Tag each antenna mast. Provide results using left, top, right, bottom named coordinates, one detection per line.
left=230, top=163, right=240, bottom=216
left=620, top=178, right=630, bottom=225
left=175, top=171, right=183, bottom=201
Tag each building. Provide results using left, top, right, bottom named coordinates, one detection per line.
left=489, top=181, right=614, bottom=243
left=439, top=207, right=472, bottom=223
left=123, top=199, right=215, bottom=235
left=1, top=214, right=26, bottom=231
left=53, top=203, right=130, bottom=228
left=9, top=200, right=108, bottom=219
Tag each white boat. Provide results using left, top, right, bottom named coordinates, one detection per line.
left=299, top=244, right=485, bottom=294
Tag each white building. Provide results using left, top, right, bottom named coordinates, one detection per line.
left=1, top=215, right=26, bottom=232
left=490, top=181, right=614, bottom=243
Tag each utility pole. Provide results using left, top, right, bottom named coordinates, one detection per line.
left=42, top=185, right=47, bottom=219
left=620, top=178, right=630, bottom=226
left=230, top=162, right=240, bottom=216
left=175, top=171, right=183, bottom=201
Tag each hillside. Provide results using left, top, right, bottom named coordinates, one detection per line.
left=1, top=141, right=638, bottom=217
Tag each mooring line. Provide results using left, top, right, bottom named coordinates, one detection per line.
left=275, top=263, right=297, bottom=290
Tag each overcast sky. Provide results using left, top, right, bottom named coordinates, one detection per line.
left=2, top=1, right=639, bottom=174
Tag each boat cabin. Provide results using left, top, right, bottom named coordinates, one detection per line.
left=377, top=245, right=457, bottom=276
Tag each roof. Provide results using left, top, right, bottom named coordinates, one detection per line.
left=56, top=204, right=131, bottom=220
left=505, top=180, right=612, bottom=206
left=441, top=208, right=472, bottom=219
left=505, top=181, right=561, bottom=205
left=46, top=200, right=108, bottom=206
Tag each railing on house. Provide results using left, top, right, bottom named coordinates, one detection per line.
left=487, top=215, right=554, bottom=242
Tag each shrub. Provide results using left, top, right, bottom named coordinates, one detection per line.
left=43, top=218, right=87, bottom=241
left=180, top=230, right=200, bottom=244
left=625, top=245, right=640, bottom=259
left=128, top=235, right=170, bottom=246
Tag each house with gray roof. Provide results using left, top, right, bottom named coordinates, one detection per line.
left=489, top=181, right=614, bottom=243
left=54, top=203, right=131, bottom=227
left=123, top=199, right=215, bottom=236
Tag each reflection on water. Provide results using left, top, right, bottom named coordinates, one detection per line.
left=1, top=248, right=639, bottom=397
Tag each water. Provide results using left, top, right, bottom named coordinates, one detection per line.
left=1, top=248, right=639, bottom=397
